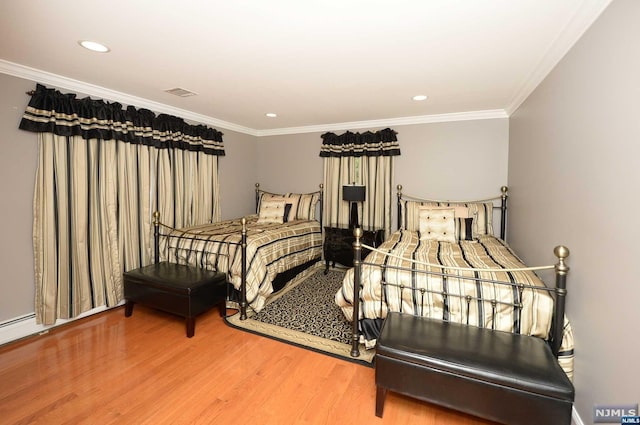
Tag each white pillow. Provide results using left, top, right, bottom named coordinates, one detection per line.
left=256, top=199, right=286, bottom=224
left=419, top=208, right=456, bottom=243
left=264, top=196, right=298, bottom=222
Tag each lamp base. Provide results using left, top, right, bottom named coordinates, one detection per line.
left=349, top=202, right=360, bottom=229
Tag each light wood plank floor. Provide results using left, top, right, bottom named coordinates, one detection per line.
left=0, top=305, right=497, bottom=425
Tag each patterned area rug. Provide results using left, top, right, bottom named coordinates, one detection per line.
left=224, top=263, right=374, bottom=366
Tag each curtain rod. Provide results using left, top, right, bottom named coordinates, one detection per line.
left=26, top=90, right=35, bottom=96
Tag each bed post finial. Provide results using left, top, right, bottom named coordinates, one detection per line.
left=554, top=245, right=570, bottom=266
left=351, top=227, right=364, bottom=358
left=552, top=245, right=569, bottom=356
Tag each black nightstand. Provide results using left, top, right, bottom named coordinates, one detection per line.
left=324, top=226, right=384, bottom=273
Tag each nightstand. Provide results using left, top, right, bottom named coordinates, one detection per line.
left=324, top=226, right=384, bottom=273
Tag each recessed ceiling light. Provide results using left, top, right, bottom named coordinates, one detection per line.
left=412, top=95, right=428, bottom=101
left=265, top=113, right=277, bottom=118
left=78, top=40, right=110, bottom=53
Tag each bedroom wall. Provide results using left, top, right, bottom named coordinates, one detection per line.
left=508, top=0, right=638, bottom=421
left=218, top=129, right=259, bottom=220
left=257, top=119, right=509, bottom=226
left=0, top=73, right=38, bottom=323
left=0, top=72, right=258, bottom=332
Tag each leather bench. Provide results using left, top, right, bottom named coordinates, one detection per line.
left=375, top=312, right=575, bottom=425
left=124, top=262, right=227, bottom=337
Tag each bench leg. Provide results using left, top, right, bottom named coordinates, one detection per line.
left=124, top=301, right=134, bottom=317
left=186, top=317, right=195, bottom=338
left=218, top=301, right=226, bottom=318
left=376, top=386, right=388, bottom=417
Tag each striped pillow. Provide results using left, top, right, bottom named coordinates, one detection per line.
left=286, top=192, right=320, bottom=221
left=455, top=217, right=475, bottom=241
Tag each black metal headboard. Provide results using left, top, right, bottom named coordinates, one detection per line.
left=395, top=185, right=509, bottom=240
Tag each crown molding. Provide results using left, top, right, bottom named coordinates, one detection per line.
left=506, top=0, right=612, bottom=115
left=255, top=109, right=509, bottom=137
left=0, top=59, right=258, bottom=136
left=2, top=59, right=507, bottom=138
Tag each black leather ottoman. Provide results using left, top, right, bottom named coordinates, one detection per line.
left=123, top=262, right=227, bottom=337
left=375, top=312, right=574, bottom=425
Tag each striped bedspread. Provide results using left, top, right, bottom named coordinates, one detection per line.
left=160, top=215, right=322, bottom=312
left=335, top=229, right=574, bottom=379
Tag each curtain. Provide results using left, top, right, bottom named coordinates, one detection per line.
left=320, top=129, right=399, bottom=236
left=21, top=84, right=225, bottom=325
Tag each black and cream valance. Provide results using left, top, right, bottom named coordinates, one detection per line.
left=19, top=84, right=225, bottom=156
left=319, top=128, right=400, bottom=157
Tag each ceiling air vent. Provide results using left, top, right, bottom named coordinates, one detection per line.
left=164, top=87, right=197, bottom=97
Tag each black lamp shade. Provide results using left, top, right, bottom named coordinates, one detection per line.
left=343, top=185, right=366, bottom=202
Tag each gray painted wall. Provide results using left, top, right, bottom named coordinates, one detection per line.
left=508, top=0, right=638, bottom=420
left=0, top=74, right=38, bottom=322
left=257, top=119, right=509, bottom=228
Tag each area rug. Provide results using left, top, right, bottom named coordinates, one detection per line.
left=224, top=263, right=375, bottom=366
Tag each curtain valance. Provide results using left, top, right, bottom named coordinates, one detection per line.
left=319, top=128, right=400, bottom=157
left=19, top=84, right=225, bottom=156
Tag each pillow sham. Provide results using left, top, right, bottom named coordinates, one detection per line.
left=419, top=208, right=456, bottom=243
left=256, top=199, right=286, bottom=224
left=264, top=196, right=298, bottom=222
left=286, top=192, right=320, bottom=221
left=257, top=191, right=284, bottom=213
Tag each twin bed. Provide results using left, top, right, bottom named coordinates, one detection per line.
left=336, top=185, right=574, bottom=380
left=152, top=183, right=573, bottom=379
left=153, top=184, right=323, bottom=319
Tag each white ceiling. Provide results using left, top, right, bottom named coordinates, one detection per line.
left=0, top=0, right=611, bottom=136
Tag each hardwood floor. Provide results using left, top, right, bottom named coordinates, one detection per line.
left=0, top=306, right=497, bottom=425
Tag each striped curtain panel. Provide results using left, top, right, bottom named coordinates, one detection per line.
left=21, top=84, right=225, bottom=325
left=320, top=129, right=399, bottom=236
left=361, top=155, right=394, bottom=237
left=323, top=157, right=358, bottom=228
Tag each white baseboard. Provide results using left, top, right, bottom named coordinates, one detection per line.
left=0, top=302, right=123, bottom=347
